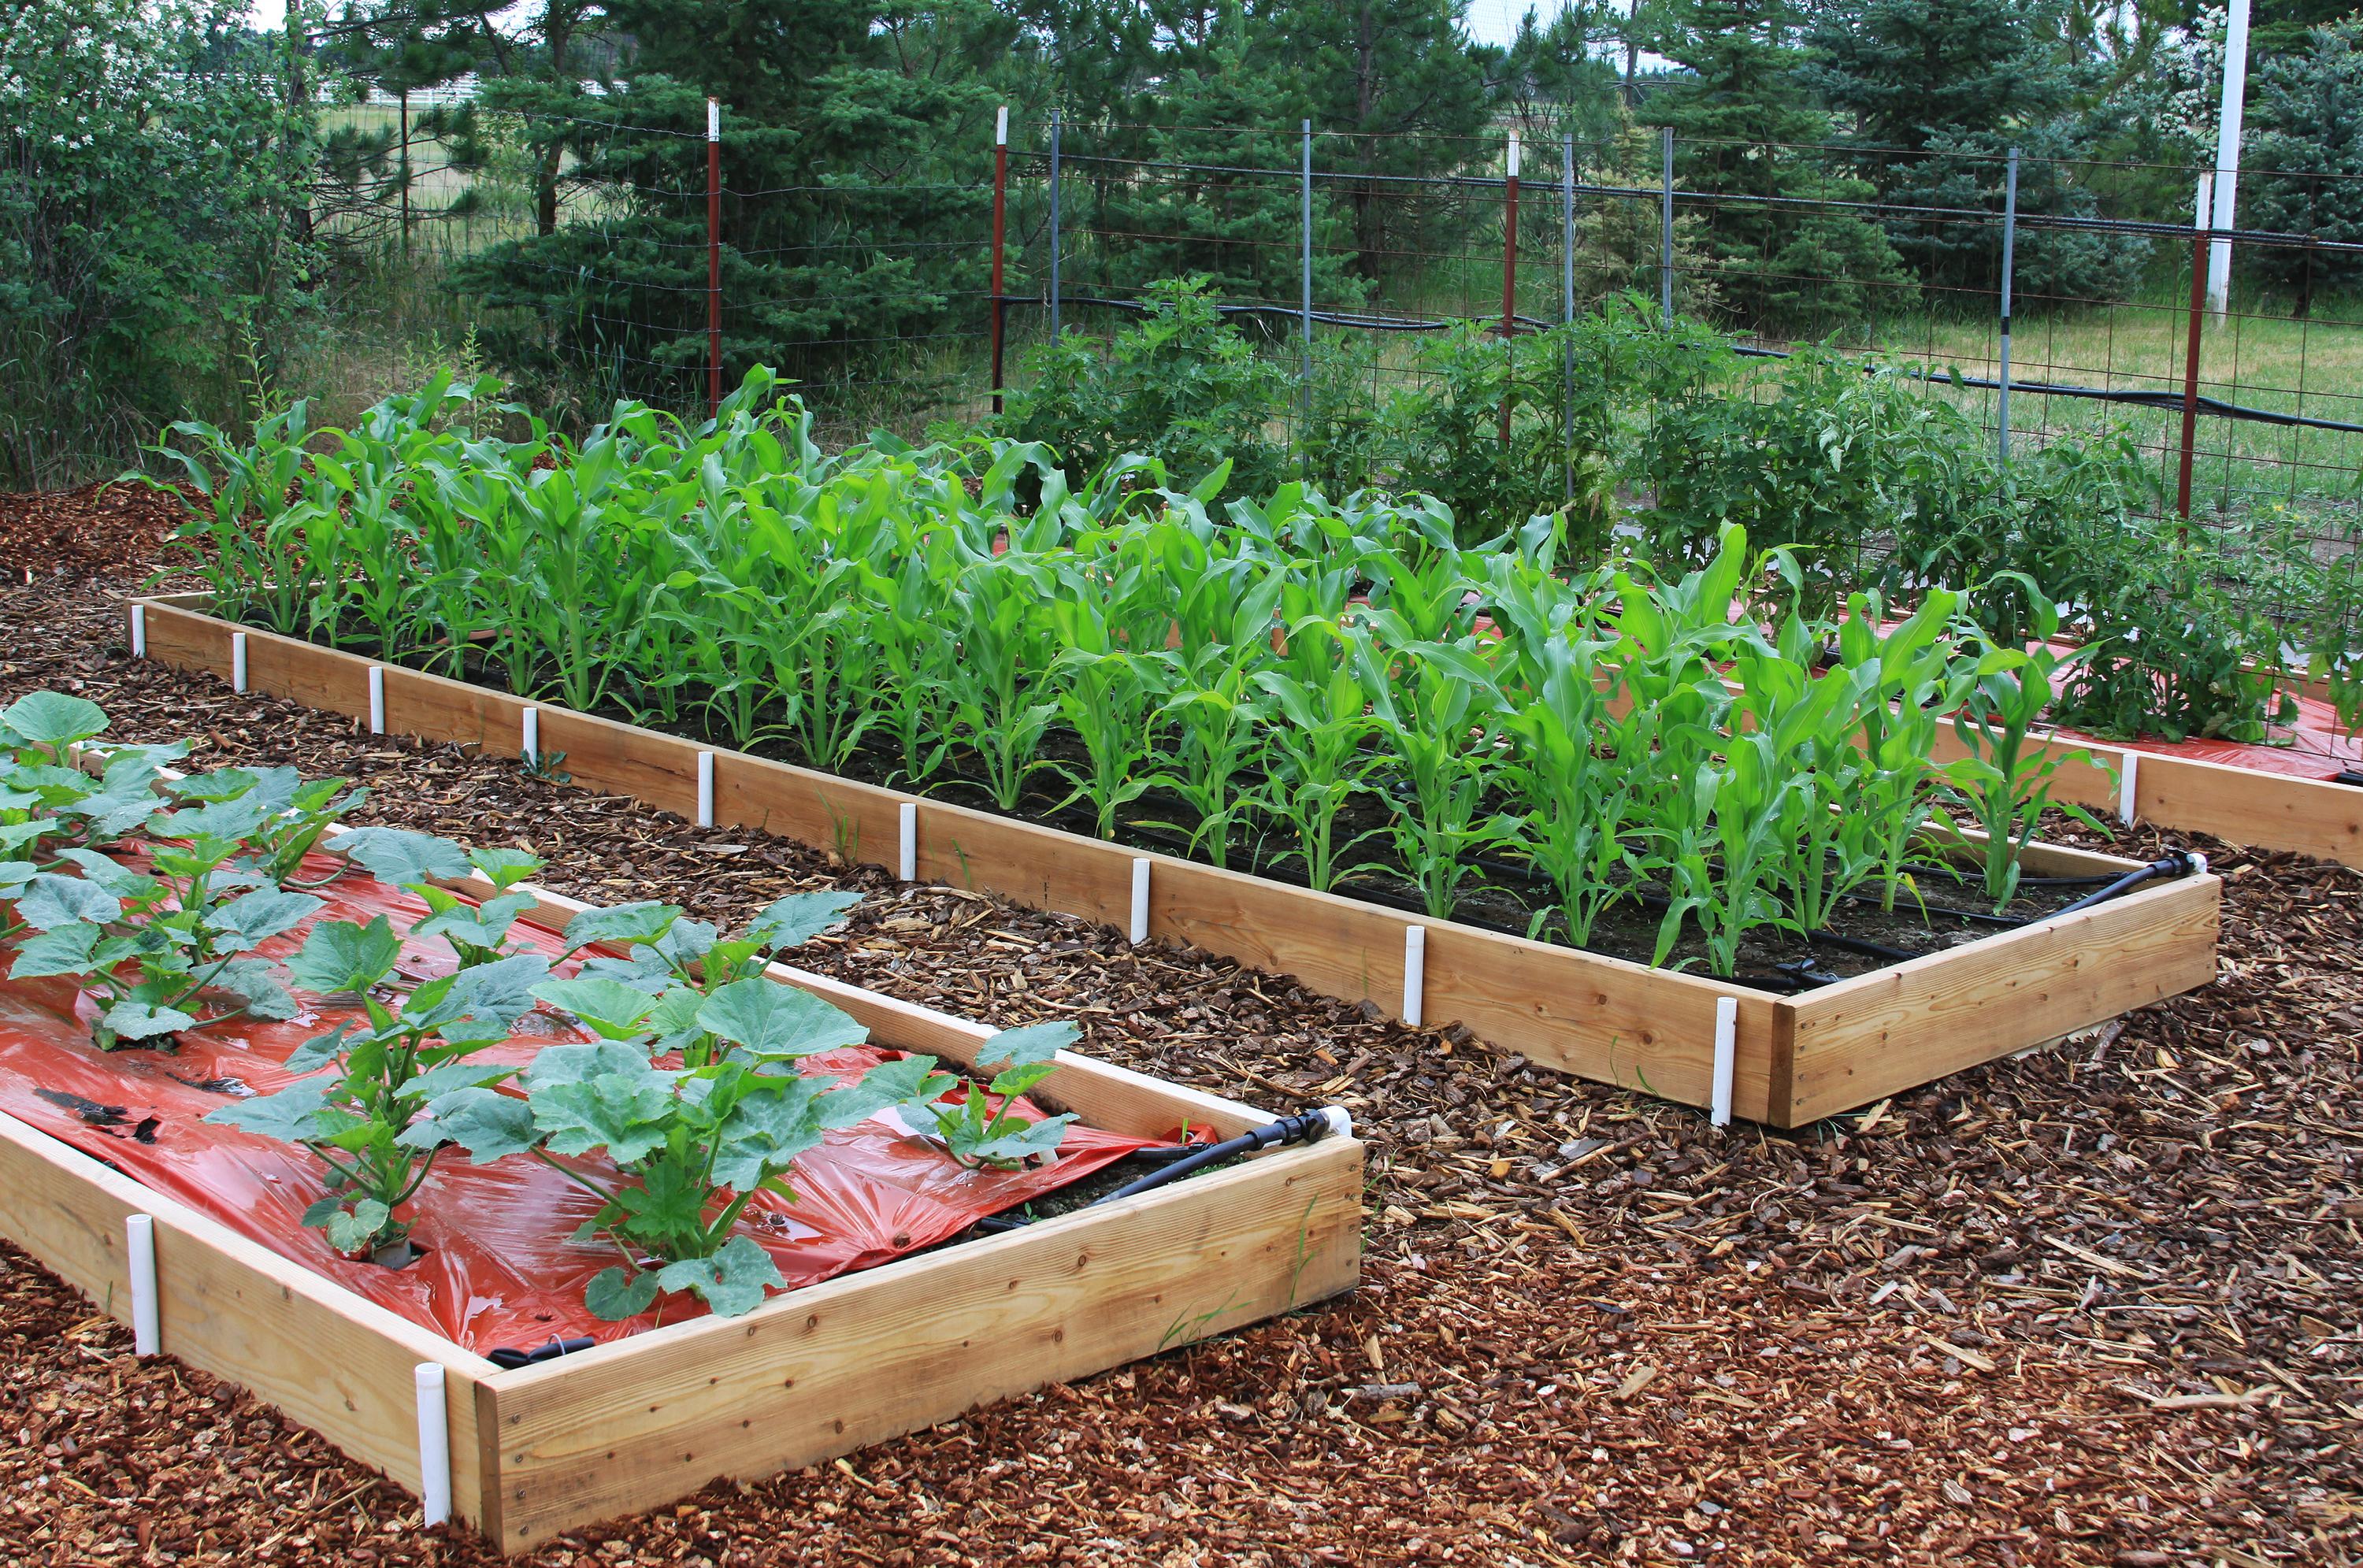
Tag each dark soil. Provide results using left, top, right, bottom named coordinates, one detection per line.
left=2, top=536, right=2358, bottom=1564
left=263, top=615, right=2117, bottom=992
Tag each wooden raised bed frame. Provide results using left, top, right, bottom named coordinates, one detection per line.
left=128, top=593, right=2225, bottom=1128
left=0, top=869, right=1363, bottom=1551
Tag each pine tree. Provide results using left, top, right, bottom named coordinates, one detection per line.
left=2242, top=18, right=2363, bottom=313
left=1640, top=0, right=1910, bottom=332
left=1802, top=0, right=2146, bottom=302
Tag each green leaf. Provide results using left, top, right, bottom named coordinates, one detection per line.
left=206, top=957, right=299, bottom=1021
left=468, top=846, right=544, bottom=891
left=961, top=1113, right=1075, bottom=1167
left=403, top=1057, right=521, bottom=1103
left=98, top=999, right=196, bottom=1042
left=817, top=1055, right=953, bottom=1130
left=413, top=890, right=540, bottom=958
left=744, top=891, right=862, bottom=952
left=560, top=900, right=682, bottom=955
left=521, top=1039, right=654, bottom=1091
left=203, top=1077, right=336, bottom=1144
left=532, top=1069, right=677, bottom=1165
left=0, top=691, right=109, bottom=749
left=17, top=873, right=121, bottom=931
left=663, top=1235, right=784, bottom=1318
left=584, top=1266, right=659, bottom=1321
left=335, top=827, right=473, bottom=888
left=50, top=848, right=159, bottom=899
left=206, top=888, right=325, bottom=949
left=709, top=1076, right=828, bottom=1188
left=977, top=1021, right=1076, bottom=1074
left=696, top=979, right=867, bottom=1061
left=437, top=953, right=552, bottom=1027
left=8, top=922, right=100, bottom=979
left=287, top=916, right=402, bottom=995
left=324, top=1199, right=393, bottom=1254
left=529, top=977, right=662, bottom=1040
left=616, top=1160, right=710, bottom=1240
left=409, top=1086, right=538, bottom=1162
left=282, top=1021, right=359, bottom=1074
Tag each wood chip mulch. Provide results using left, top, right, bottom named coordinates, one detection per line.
left=0, top=482, right=184, bottom=583
left=2, top=552, right=2359, bottom=1566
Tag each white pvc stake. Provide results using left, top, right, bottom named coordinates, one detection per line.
left=414, top=1363, right=451, bottom=1527
left=1506, top=128, right=1521, bottom=179
left=696, top=751, right=715, bottom=828
left=1709, top=996, right=1739, bottom=1129
left=230, top=632, right=248, bottom=693
left=2117, top=750, right=2140, bottom=828
left=125, top=1214, right=158, bottom=1357
left=706, top=96, right=720, bottom=143
left=129, top=602, right=147, bottom=658
left=1128, top=858, right=1151, bottom=944
left=521, top=706, right=540, bottom=765
left=367, top=665, right=385, bottom=734
left=995, top=105, right=1008, bottom=146
left=897, top=801, right=917, bottom=881
left=1402, top=925, right=1426, bottom=1028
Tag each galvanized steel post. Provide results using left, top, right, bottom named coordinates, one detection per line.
left=1300, top=120, right=1314, bottom=421
left=706, top=97, right=722, bottom=418
left=1048, top=109, right=1063, bottom=339
left=1659, top=126, right=1675, bottom=326
left=1500, top=129, right=1520, bottom=444
left=1562, top=131, right=1577, bottom=502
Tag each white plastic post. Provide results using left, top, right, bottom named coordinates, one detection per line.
left=696, top=751, right=715, bottom=828
left=2117, top=750, right=2140, bottom=828
left=413, top=1363, right=451, bottom=1527
left=367, top=665, right=385, bottom=734
left=2208, top=0, right=2252, bottom=316
left=707, top=97, right=721, bottom=143
left=897, top=801, right=917, bottom=881
left=1128, top=858, right=1151, bottom=944
left=125, top=1214, right=158, bottom=1356
left=1506, top=128, right=1521, bottom=179
left=129, top=602, right=146, bottom=658
left=230, top=632, right=248, bottom=693
left=995, top=105, right=1008, bottom=147
left=1402, top=925, right=1426, bottom=1028
left=521, top=706, right=540, bottom=765
left=1709, top=996, right=1739, bottom=1129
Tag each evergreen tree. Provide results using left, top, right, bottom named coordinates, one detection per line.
left=2242, top=18, right=2363, bottom=313
left=1803, top=0, right=2148, bottom=301
left=1640, top=0, right=1910, bottom=331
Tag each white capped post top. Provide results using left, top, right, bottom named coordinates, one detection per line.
left=707, top=98, right=720, bottom=141
left=1506, top=129, right=1520, bottom=179
left=996, top=106, right=1009, bottom=146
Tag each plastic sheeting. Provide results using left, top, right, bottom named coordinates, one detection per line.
left=0, top=863, right=1178, bottom=1355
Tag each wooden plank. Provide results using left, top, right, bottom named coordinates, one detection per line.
left=478, top=1136, right=1363, bottom=1550
left=134, top=597, right=2235, bottom=1125
left=1782, top=872, right=2220, bottom=1125
left=0, top=1110, right=497, bottom=1535
left=2133, top=751, right=2363, bottom=867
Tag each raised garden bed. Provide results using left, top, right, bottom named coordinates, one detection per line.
left=129, top=593, right=2223, bottom=1128
left=0, top=720, right=1362, bottom=1551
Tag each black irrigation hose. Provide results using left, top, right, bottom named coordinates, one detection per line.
left=1092, top=1108, right=1351, bottom=1207
left=487, top=1336, right=596, bottom=1370
left=2049, top=852, right=2201, bottom=918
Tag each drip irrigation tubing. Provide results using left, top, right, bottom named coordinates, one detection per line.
left=2049, top=852, right=2202, bottom=917
left=1091, top=1108, right=1351, bottom=1206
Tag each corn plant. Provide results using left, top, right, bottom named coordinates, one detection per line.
left=1250, top=619, right=1380, bottom=892
left=1948, top=582, right=2112, bottom=910
left=1348, top=615, right=1514, bottom=919
left=942, top=543, right=1060, bottom=810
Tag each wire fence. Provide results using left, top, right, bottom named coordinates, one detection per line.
left=319, top=101, right=2363, bottom=612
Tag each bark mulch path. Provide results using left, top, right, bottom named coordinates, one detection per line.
left=2, top=562, right=2358, bottom=1566
left=0, top=482, right=182, bottom=583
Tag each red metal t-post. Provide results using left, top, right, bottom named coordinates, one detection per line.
left=2175, top=172, right=2211, bottom=523
left=707, top=98, right=722, bottom=420
left=1500, top=130, right=1521, bottom=445
left=990, top=106, right=1009, bottom=416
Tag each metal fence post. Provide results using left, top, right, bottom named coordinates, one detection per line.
left=1562, top=131, right=1577, bottom=502
left=989, top=106, right=1008, bottom=415
left=399, top=88, right=412, bottom=259
left=1300, top=120, right=1315, bottom=429
left=1659, top=127, right=1675, bottom=327
left=2176, top=172, right=2213, bottom=521
left=706, top=97, right=721, bottom=418
left=1998, top=146, right=2018, bottom=461
left=1048, top=109, right=1062, bottom=339
left=1500, top=129, right=1520, bottom=444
